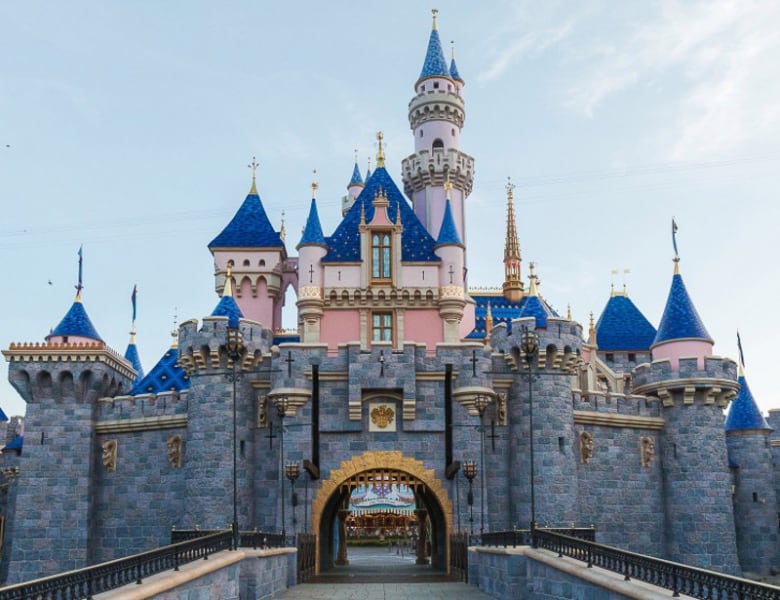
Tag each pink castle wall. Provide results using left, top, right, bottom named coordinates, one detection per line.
left=652, top=339, right=714, bottom=370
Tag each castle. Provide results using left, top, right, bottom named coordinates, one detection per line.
left=1, top=11, right=777, bottom=584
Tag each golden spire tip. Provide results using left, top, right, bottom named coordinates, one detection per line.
left=376, top=131, right=385, bottom=168
left=311, top=168, right=318, bottom=199
left=432, top=8, right=438, bottom=30
left=248, top=156, right=259, bottom=194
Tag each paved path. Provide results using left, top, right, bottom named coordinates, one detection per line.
left=277, top=546, right=493, bottom=599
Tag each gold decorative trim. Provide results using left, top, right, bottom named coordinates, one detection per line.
left=573, top=411, right=665, bottom=431
left=311, top=450, right=453, bottom=575
left=95, top=415, right=187, bottom=434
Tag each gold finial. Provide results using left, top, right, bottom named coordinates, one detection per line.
left=451, top=40, right=455, bottom=60
left=360, top=198, right=366, bottom=226
left=588, top=311, right=596, bottom=346
left=311, top=169, right=318, bottom=199
left=503, top=176, right=523, bottom=302
left=485, top=301, right=494, bottom=333
left=567, top=304, right=572, bottom=321
left=280, top=210, right=286, bottom=241
left=223, top=260, right=235, bottom=298
left=354, top=148, right=358, bottom=163
left=376, top=131, right=385, bottom=168
left=248, top=156, right=259, bottom=194
left=528, top=262, right=538, bottom=296
left=444, top=173, right=453, bottom=199
left=432, top=8, right=438, bottom=30
left=673, top=256, right=680, bottom=275
left=171, top=308, right=179, bottom=348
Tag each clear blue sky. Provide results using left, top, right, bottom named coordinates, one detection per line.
left=2, top=2, right=778, bottom=419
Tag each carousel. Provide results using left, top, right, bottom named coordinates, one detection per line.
left=346, top=481, right=417, bottom=540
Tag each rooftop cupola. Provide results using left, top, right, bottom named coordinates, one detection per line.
left=502, top=177, right=523, bottom=303
left=46, top=245, right=104, bottom=345
left=651, top=221, right=713, bottom=367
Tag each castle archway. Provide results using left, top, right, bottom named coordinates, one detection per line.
left=311, top=451, right=452, bottom=575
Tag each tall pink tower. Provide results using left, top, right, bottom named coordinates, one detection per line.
left=401, top=10, right=475, bottom=246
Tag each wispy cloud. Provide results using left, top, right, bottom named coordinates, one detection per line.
left=563, top=1, right=780, bottom=158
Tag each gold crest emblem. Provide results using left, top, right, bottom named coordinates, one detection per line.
left=370, top=405, right=395, bottom=429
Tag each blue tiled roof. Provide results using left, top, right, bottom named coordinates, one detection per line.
left=653, top=273, right=712, bottom=345
left=5, top=435, right=23, bottom=450
left=595, top=295, right=657, bottom=351
left=130, top=346, right=189, bottom=395
left=124, top=342, right=145, bottom=383
left=0, top=407, right=7, bottom=421
left=211, top=295, right=243, bottom=328
left=365, top=168, right=372, bottom=182
left=518, top=295, right=556, bottom=329
left=419, top=28, right=451, bottom=81
left=450, top=57, right=463, bottom=82
left=298, top=199, right=327, bottom=247
left=209, top=191, right=284, bottom=249
left=48, top=300, right=103, bottom=342
left=273, top=332, right=300, bottom=345
left=322, top=166, right=440, bottom=264
left=466, top=294, right=528, bottom=339
left=436, top=199, right=462, bottom=246
left=348, top=162, right=363, bottom=187
left=725, top=375, right=771, bottom=431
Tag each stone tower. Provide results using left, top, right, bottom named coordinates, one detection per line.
left=401, top=9, right=474, bottom=244
left=297, top=182, right=328, bottom=344
left=725, top=359, right=778, bottom=575
left=633, top=257, right=741, bottom=574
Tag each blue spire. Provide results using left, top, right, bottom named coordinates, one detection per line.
left=725, top=375, right=770, bottom=431
left=450, top=57, right=462, bottom=82
left=48, top=300, right=103, bottom=342
left=517, top=268, right=556, bottom=328
left=436, top=199, right=462, bottom=246
left=418, top=15, right=451, bottom=82
left=348, top=162, right=363, bottom=187
left=298, top=198, right=327, bottom=247
left=124, top=341, right=145, bottom=383
left=595, top=293, right=657, bottom=351
left=653, top=270, right=712, bottom=346
left=209, top=186, right=284, bottom=249
left=130, top=343, right=189, bottom=395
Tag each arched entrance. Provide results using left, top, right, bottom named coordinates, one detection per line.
left=311, top=451, right=452, bottom=575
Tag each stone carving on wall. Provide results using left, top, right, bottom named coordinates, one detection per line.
left=579, top=431, right=594, bottom=464
left=640, top=436, right=655, bottom=468
left=167, top=435, right=183, bottom=468
left=257, top=395, right=268, bottom=428
left=368, top=403, right=396, bottom=432
left=496, top=393, right=507, bottom=426
left=102, top=439, right=117, bottom=472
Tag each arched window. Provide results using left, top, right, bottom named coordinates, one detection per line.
left=243, top=259, right=250, bottom=267
left=432, top=138, right=444, bottom=150
left=371, top=232, right=392, bottom=280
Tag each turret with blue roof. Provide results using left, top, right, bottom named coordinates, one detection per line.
left=417, top=9, right=451, bottom=84
left=595, top=285, right=657, bottom=352
left=517, top=263, right=557, bottom=329
left=449, top=41, right=463, bottom=83
left=130, top=326, right=189, bottom=396
left=47, top=246, right=103, bottom=345
left=123, top=285, right=145, bottom=383
left=299, top=197, right=327, bottom=248
left=724, top=334, right=778, bottom=575
left=435, top=197, right=463, bottom=247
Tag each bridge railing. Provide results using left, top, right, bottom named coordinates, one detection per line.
left=297, top=533, right=316, bottom=583
left=533, top=529, right=780, bottom=600
left=450, top=532, right=470, bottom=582
left=171, top=528, right=286, bottom=548
left=481, top=527, right=595, bottom=548
left=0, top=530, right=231, bottom=600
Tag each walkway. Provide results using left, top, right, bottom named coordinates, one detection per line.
left=278, top=546, right=493, bottom=599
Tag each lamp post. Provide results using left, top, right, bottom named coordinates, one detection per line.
left=286, top=461, right=301, bottom=535
left=463, top=460, right=477, bottom=536
left=275, top=396, right=290, bottom=541
left=520, top=327, right=540, bottom=531
left=473, top=394, right=490, bottom=537
left=225, top=325, right=245, bottom=551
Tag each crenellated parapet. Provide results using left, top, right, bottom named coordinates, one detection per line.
left=176, top=316, right=273, bottom=375
left=490, top=317, right=584, bottom=374
left=401, top=148, right=474, bottom=197
left=407, top=88, right=466, bottom=130
left=632, top=356, right=739, bottom=408
left=2, top=341, right=136, bottom=403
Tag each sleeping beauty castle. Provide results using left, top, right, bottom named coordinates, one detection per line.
left=1, top=10, right=778, bottom=584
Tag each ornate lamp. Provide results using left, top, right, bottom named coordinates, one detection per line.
left=286, top=462, right=301, bottom=533
left=463, top=460, right=478, bottom=535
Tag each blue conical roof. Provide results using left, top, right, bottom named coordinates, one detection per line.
left=130, top=346, right=189, bottom=395
left=436, top=199, right=462, bottom=246
left=4, top=435, right=23, bottom=450
left=365, top=168, right=372, bottom=182
left=0, top=407, right=8, bottom=421
left=323, top=166, right=439, bottom=264
left=348, top=162, right=364, bottom=187
left=211, top=295, right=243, bottom=328
left=48, top=299, right=103, bottom=342
left=209, top=189, right=284, bottom=249
left=653, top=272, right=712, bottom=345
left=725, top=375, right=770, bottom=431
left=518, top=295, right=556, bottom=328
left=418, top=27, right=451, bottom=81
left=450, top=58, right=463, bottom=82
left=124, top=341, right=145, bottom=383
left=298, top=199, right=327, bottom=247
left=596, top=294, right=657, bottom=351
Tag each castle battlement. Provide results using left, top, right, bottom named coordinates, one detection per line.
left=96, top=390, right=188, bottom=425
